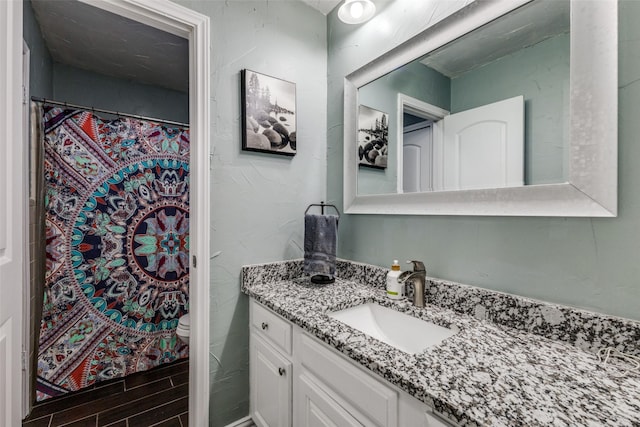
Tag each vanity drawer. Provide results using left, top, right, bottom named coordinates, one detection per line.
left=251, top=300, right=292, bottom=356
left=299, top=332, right=398, bottom=427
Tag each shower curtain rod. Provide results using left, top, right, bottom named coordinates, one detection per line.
left=31, top=97, right=189, bottom=128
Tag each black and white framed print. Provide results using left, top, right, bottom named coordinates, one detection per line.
left=241, top=69, right=297, bottom=156
left=358, top=104, right=388, bottom=169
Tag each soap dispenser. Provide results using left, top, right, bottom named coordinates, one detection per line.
left=386, top=260, right=403, bottom=300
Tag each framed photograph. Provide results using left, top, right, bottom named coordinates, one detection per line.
left=357, top=104, right=388, bottom=169
left=241, top=69, right=297, bottom=156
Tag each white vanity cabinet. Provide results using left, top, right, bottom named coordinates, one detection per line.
left=249, top=299, right=455, bottom=427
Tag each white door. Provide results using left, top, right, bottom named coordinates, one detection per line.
left=403, top=123, right=433, bottom=193
left=442, top=96, right=524, bottom=191
left=1, top=1, right=26, bottom=426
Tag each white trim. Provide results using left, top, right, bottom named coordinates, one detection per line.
left=224, top=415, right=254, bottom=427
left=396, top=93, right=448, bottom=194
left=2, top=1, right=25, bottom=425
left=403, top=122, right=431, bottom=133
left=399, top=93, right=449, bottom=121
left=21, top=39, right=31, bottom=420
left=26, top=1, right=211, bottom=425
left=344, top=0, right=617, bottom=217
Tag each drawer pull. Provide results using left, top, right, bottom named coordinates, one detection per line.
left=261, top=322, right=269, bottom=330
left=278, top=367, right=286, bottom=376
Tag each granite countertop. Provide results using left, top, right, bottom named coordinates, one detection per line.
left=242, top=261, right=640, bottom=427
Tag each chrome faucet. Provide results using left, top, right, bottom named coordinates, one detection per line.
left=398, top=260, right=426, bottom=307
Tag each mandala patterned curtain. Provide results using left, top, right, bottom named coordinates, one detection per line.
left=36, top=106, right=190, bottom=401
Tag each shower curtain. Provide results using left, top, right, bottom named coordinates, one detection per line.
left=34, top=104, right=190, bottom=401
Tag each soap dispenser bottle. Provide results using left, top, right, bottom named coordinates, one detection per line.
left=386, top=260, right=403, bottom=300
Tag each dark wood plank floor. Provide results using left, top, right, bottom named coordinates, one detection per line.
left=23, top=359, right=189, bottom=427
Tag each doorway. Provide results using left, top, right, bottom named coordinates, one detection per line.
left=396, top=93, right=448, bottom=194
left=2, top=1, right=210, bottom=426
left=402, top=117, right=434, bottom=193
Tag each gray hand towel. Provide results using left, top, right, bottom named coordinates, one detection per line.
left=303, top=214, right=338, bottom=279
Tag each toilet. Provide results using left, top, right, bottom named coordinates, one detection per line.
left=176, top=313, right=190, bottom=344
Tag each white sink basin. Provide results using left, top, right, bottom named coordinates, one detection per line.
left=328, top=303, right=456, bottom=354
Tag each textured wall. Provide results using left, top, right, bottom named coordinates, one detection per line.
left=173, top=1, right=327, bottom=425
left=52, top=63, right=189, bottom=123
left=328, top=0, right=640, bottom=321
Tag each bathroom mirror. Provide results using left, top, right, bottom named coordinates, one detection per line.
left=343, top=0, right=617, bottom=216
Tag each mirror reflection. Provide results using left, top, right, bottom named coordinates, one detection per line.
left=356, top=0, right=570, bottom=196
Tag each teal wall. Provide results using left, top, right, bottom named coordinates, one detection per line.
left=52, top=63, right=189, bottom=123
left=23, top=0, right=52, bottom=98
left=328, top=0, right=640, bottom=321
left=357, top=61, right=450, bottom=195
left=451, top=33, right=570, bottom=185
left=172, top=1, right=327, bottom=425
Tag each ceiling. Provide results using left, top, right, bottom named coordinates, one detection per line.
left=30, top=0, right=341, bottom=93
left=301, top=0, right=342, bottom=15
left=30, top=0, right=189, bottom=92
left=420, top=0, right=570, bottom=78
left=30, top=0, right=567, bottom=96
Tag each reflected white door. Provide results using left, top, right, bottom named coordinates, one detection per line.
left=403, top=123, right=432, bottom=193
left=1, top=0, right=26, bottom=425
left=442, top=96, right=524, bottom=190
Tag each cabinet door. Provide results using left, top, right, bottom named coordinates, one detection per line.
left=299, top=333, right=397, bottom=427
left=399, top=391, right=456, bottom=427
left=296, top=373, right=363, bottom=427
left=251, top=333, right=292, bottom=427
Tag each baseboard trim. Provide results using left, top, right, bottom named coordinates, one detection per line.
left=223, top=415, right=253, bottom=427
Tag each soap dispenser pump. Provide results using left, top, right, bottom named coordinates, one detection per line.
left=386, top=260, right=403, bottom=300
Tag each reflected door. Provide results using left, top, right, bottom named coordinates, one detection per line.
left=402, top=123, right=433, bottom=193
left=441, top=95, right=524, bottom=190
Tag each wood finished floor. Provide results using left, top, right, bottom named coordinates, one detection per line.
left=23, top=359, right=189, bottom=427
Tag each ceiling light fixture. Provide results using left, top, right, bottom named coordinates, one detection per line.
left=338, top=0, right=376, bottom=25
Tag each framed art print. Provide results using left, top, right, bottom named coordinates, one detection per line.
left=241, top=69, right=297, bottom=156
left=358, top=104, right=388, bottom=169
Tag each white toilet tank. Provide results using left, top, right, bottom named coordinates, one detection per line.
left=176, top=313, right=190, bottom=344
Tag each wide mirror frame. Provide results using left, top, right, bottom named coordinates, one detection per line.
left=343, top=0, right=617, bottom=216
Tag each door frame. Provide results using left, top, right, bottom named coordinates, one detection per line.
left=22, top=39, right=31, bottom=419
left=13, top=0, right=212, bottom=424
left=2, top=1, right=26, bottom=425
left=396, top=93, right=448, bottom=194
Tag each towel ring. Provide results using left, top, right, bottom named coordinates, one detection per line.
left=305, top=201, right=340, bottom=218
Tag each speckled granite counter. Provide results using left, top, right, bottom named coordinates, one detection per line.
left=242, top=259, right=640, bottom=427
